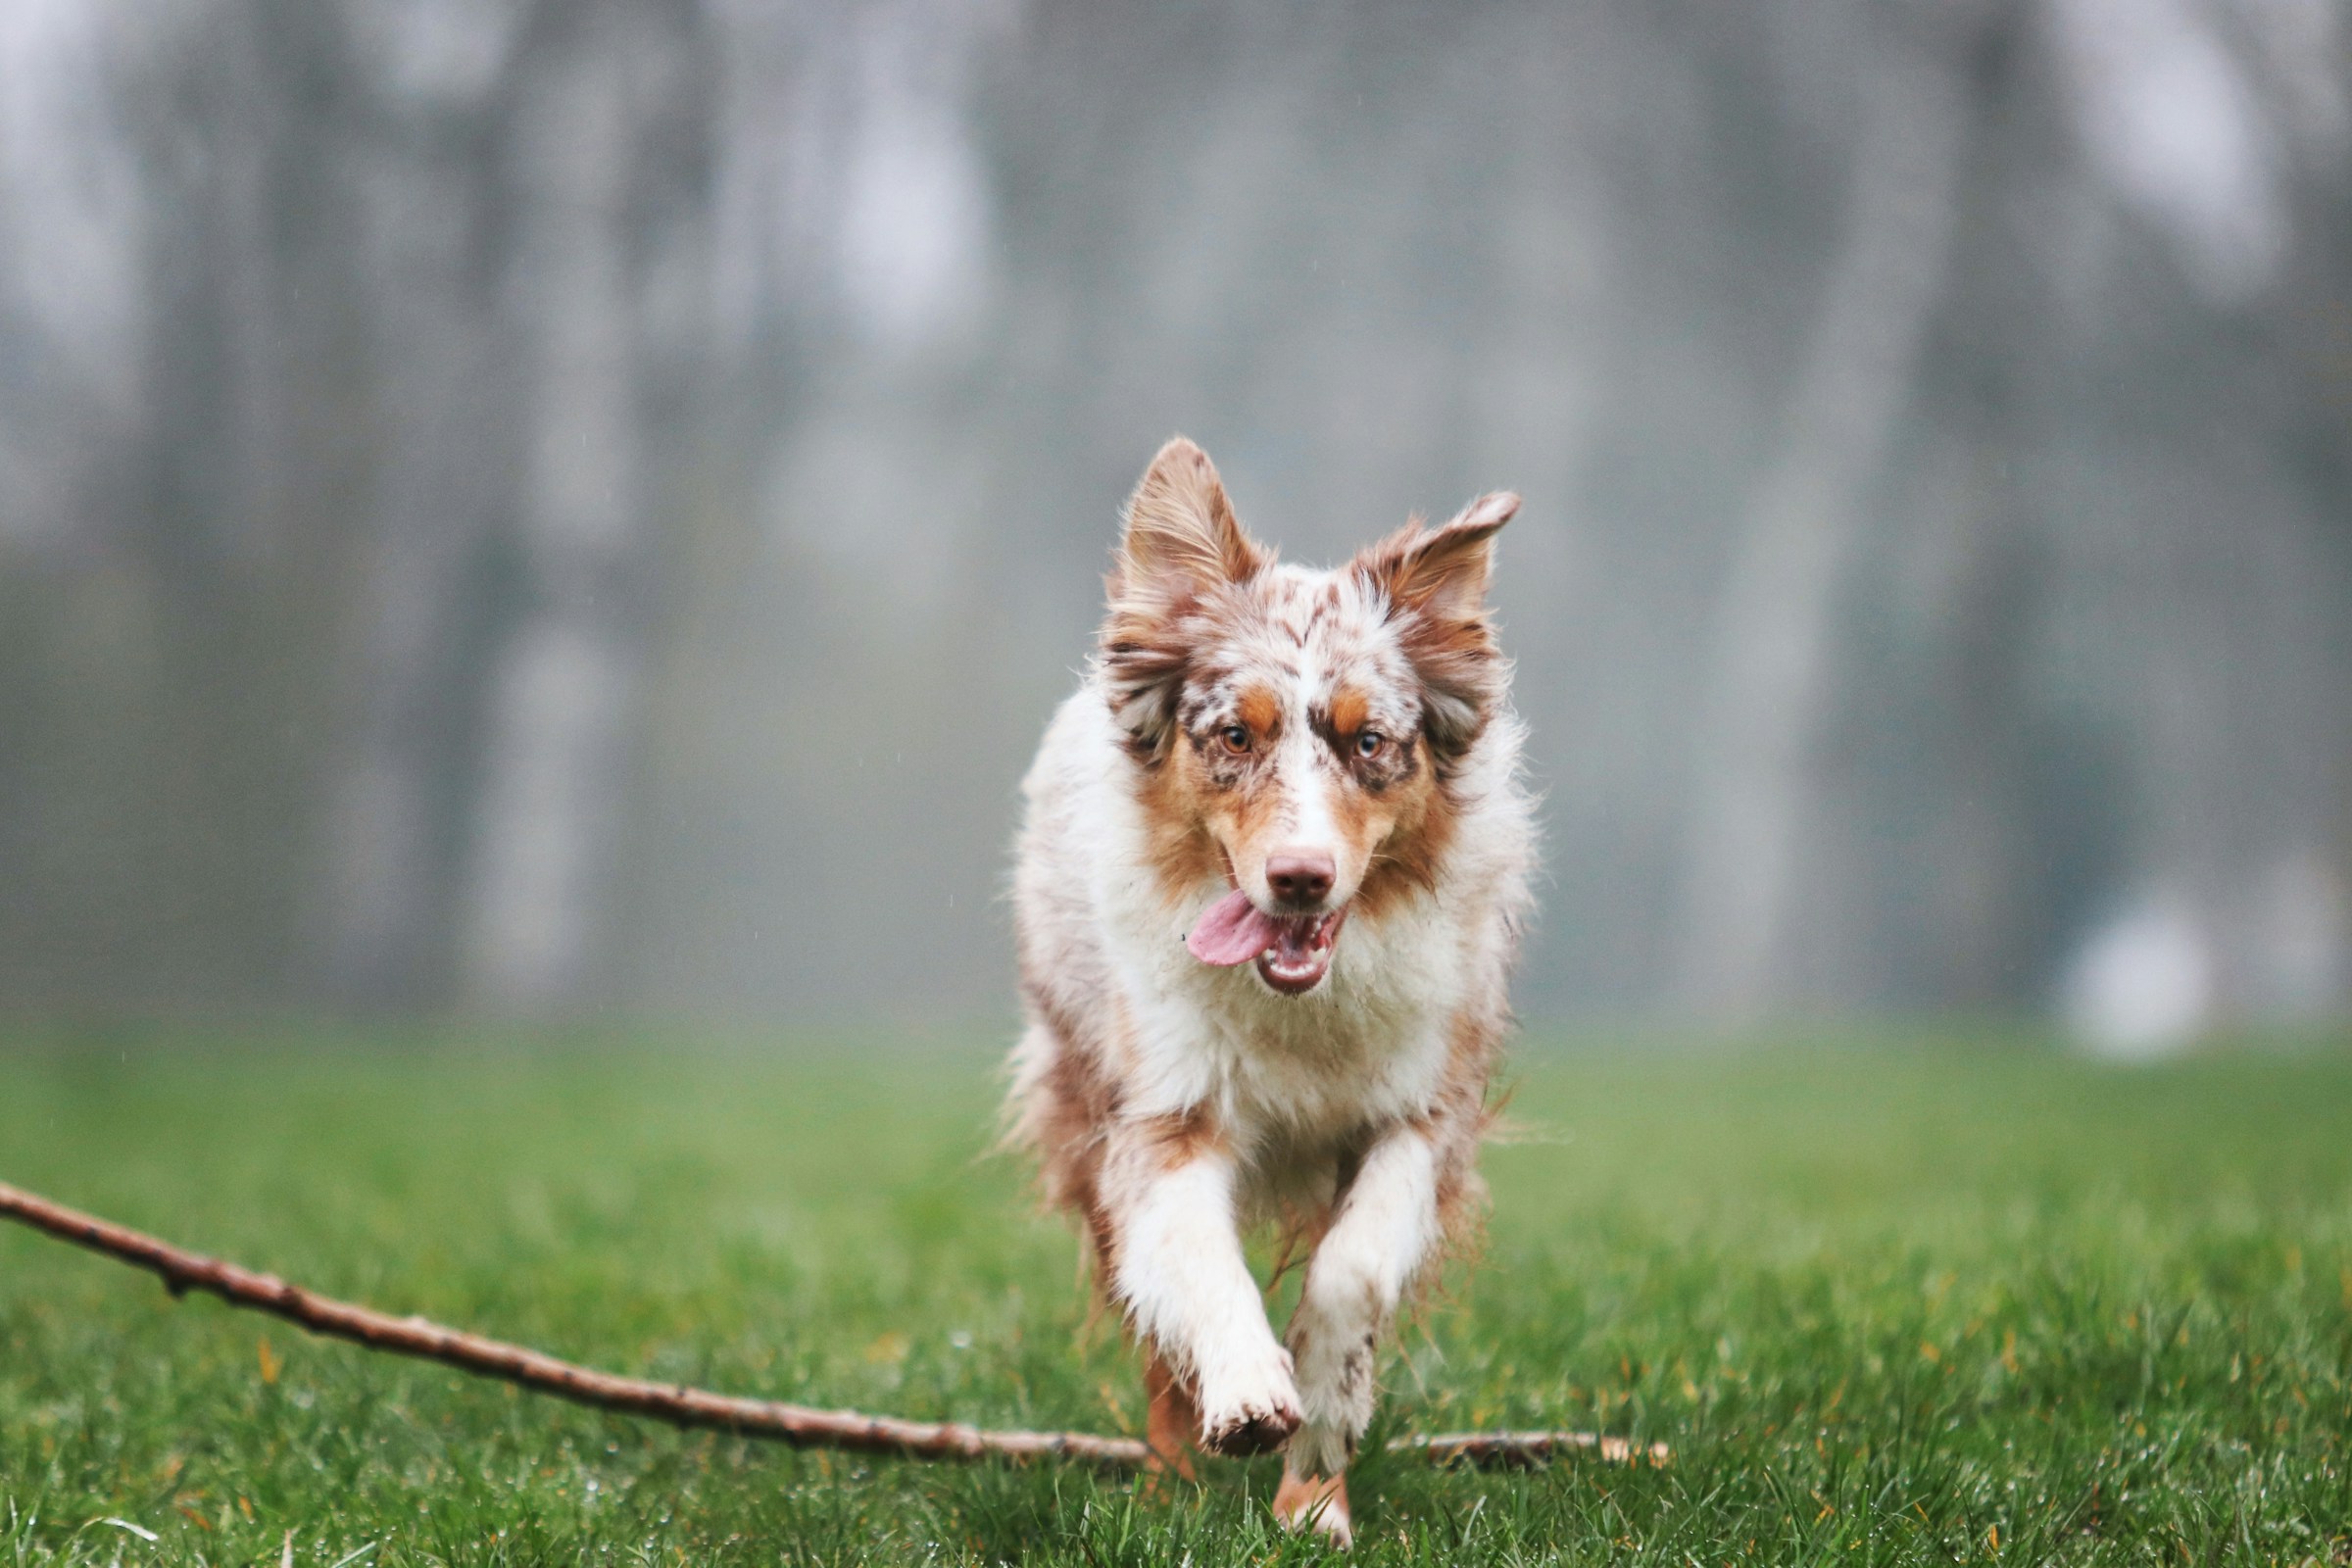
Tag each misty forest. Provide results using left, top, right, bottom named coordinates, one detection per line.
left=1, top=0, right=2346, bottom=1041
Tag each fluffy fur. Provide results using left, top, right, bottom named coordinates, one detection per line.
left=1005, top=437, right=1537, bottom=1545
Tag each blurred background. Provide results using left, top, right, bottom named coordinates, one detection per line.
left=0, top=0, right=2345, bottom=1050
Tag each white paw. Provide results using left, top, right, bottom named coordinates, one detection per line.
left=1195, top=1346, right=1302, bottom=1456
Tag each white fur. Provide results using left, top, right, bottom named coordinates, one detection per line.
left=1286, top=1126, right=1441, bottom=1477
left=1104, top=1142, right=1296, bottom=1415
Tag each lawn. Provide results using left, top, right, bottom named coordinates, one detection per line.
left=2, top=1028, right=2348, bottom=1565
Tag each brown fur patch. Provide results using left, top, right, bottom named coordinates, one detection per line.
left=1237, top=685, right=1281, bottom=739
left=1327, top=685, right=1369, bottom=739
left=1143, top=1349, right=1201, bottom=1483
left=1328, top=767, right=1380, bottom=847
left=1008, top=988, right=1130, bottom=1278
left=1136, top=753, right=1224, bottom=906
left=1350, top=754, right=1459, bottom=920
left=1138, top=1102, right=1227, bottom=1170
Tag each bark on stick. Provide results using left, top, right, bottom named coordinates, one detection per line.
left=0, top=1179, right=1662, bottom=1471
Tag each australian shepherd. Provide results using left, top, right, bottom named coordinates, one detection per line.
left=1005, top=437, right=1536, bottom=1545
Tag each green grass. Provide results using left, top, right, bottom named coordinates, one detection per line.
left=3, top=1028, right=2350, bottom=1565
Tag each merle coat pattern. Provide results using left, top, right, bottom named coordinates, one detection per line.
left=1006, top=437, right=1536, bottom=1544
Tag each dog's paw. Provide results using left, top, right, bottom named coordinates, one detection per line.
left=1196, top=1349, right=1303, bottom=1456
left=1200, top=1396, right=1301, bottom=1456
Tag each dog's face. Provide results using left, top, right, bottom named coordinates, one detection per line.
left=1099, top=438, right=1517, bottom=995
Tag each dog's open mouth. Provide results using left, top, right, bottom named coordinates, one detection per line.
left=1186, top=889, right=1348, bottom=996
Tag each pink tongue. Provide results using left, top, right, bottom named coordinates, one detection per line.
left=1187, top=889, right=1281, bottom=966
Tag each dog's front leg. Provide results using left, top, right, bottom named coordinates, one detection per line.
left=1277, top=1125, right=1447, bottom=1545
left=1102, top=1125, right=1301, bottom=1456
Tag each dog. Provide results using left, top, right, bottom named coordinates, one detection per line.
left=1004, top=437, right=1535, bottom=1545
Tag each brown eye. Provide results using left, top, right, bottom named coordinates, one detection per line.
left=1219, top=725, right=1251, bottom=755
left=1356, top=731, right=1384, bottom=759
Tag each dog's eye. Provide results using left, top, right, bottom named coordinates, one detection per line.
left=1219, top=725, right=1251, bottom=755
left=1356, top=731, right=1384, bottom=759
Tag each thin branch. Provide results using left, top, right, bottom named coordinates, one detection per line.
left=0, top=1178, right=1663, bottom=1471
left=1396, top=1431, right=1673, bottom=1467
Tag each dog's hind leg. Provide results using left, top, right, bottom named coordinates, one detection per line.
left=1272, top=1469, right=1351, bottom=1546
left=1140, top=1348, right=1200, bottom=1493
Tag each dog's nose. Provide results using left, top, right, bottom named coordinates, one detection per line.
left=1265, top=851, right=1336, bottom=907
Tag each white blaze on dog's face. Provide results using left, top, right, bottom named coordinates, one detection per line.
left=1098, top=437, right=1517, bottom=997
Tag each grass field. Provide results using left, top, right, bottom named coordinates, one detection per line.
left=3, top=1029, right=2349, bottom=1565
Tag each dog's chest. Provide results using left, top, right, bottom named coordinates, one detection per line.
left=1188, top=969, right=1456, bottom=1148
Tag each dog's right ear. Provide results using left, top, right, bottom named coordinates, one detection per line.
left=1100, top=437, right=1268, bottom=757
left=1110, top=437, right=1267, bottom=608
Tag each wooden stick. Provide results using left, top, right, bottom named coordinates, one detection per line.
left=0, top=1179, right=1662, bottom=1471
left=1396, top=1431, right=1673, bottom=1467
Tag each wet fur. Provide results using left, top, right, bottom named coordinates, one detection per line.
left=1005, top=438, right=1536, bottom=1545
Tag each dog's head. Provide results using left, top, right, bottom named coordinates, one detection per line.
left=1099, top=436, right=1517, bottom=996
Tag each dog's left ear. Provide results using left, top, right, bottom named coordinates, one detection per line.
left=1356, top=492, right=1519, bottom=761
left=1360, top=492, right=1518, bottom=624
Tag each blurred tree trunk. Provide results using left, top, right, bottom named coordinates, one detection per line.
left=1678, top=8, right=1984, bottom=1021
left=319, top=8, right=538, bottom=1005
left=459, top=3, right=683, bottom=1008
left=0, top=0, right=378, bottom=1007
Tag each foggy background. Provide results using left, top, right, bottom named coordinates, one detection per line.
left=1, top=0, right=2346, bottom=1050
